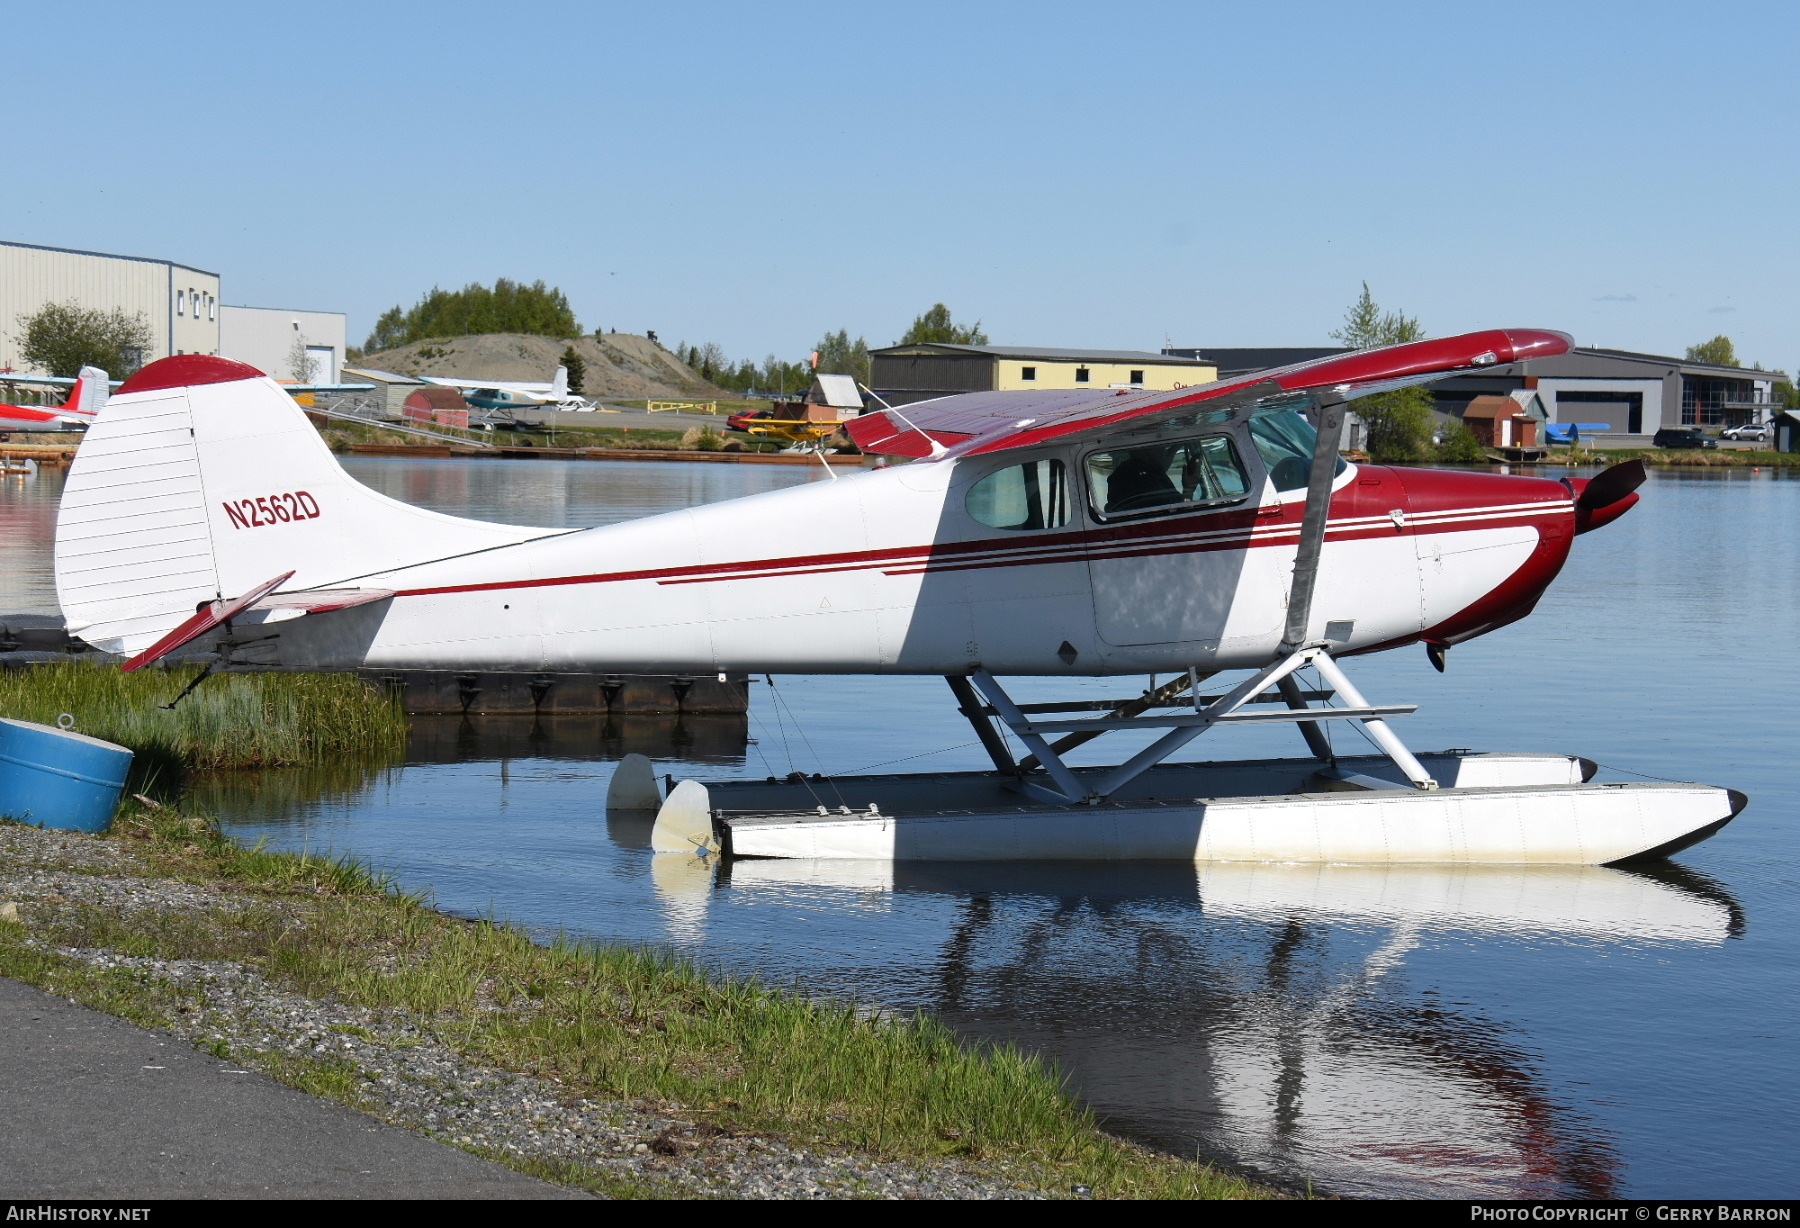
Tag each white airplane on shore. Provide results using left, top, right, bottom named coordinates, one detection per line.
left=418, top=365, right=589, bottom=411
left=50, top=331, right=1745, bottom=865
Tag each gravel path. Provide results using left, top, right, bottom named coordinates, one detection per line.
left=0, top=823, right=1053, bottom=1200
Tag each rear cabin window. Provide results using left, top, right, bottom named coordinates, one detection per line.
left=1086, top=435, right=1250, bottom=518
left=966, top=459, right=1071, bottom=530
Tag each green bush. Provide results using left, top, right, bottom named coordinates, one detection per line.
left=1435, top=420, right=1487, bottom=463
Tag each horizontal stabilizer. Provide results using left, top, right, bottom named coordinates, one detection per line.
left=120, top=571, right=294, bottom=672
left=249, top=588, right=396, bottom=615
left=118, top=579, right=398, bottom=670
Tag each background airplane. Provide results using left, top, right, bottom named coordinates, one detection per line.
left=419, top=365, right=589, bottom=411
left=0, top=367, right=110, bottom=433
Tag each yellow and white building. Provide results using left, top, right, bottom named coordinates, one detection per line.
left=870, top=343, right=1217, bottom=406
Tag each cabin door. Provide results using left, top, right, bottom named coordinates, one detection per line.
left=1084, top=432, right=1286, bottom=648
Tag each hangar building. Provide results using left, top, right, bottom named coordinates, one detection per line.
left=1165, top=344, right=1787, bottom=447
left=871, top=343, right=1217, bottom=406
left=1, top=239, right=347, bottom=384
left=1, top=239, right=219, bottom=372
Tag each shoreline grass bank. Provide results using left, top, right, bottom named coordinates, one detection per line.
left=0, top=662, right=407, bottom=787
left=1536, top=447, right=1799, bottom=468
left=0, top=804, right=1273, bottom=1199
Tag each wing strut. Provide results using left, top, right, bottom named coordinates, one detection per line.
left=1276, top=394, right=1436, bottom=790
left=1281, top=398, right=1347, bottom=653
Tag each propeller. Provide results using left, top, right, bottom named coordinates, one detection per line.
left=1576, top=459, right=1646, bottom=511
left=1567, top=459, right=1646, bottom=535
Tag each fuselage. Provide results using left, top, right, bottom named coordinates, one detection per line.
left=252, top=411, right=1576, bottom=676
left=0, top=403, right=84, bottom=433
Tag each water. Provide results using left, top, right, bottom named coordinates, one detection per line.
left=6, top=457, right=1796, bottom=1198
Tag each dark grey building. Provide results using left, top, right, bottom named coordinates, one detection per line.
left=1164, top=345, right=1787, bottom=447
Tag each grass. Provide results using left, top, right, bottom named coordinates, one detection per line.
left=0, top=661, right=408, bottom=789
left=0, top=801, right=1271, bottom=1200
left=1537, top=446, right=1800, bottom=468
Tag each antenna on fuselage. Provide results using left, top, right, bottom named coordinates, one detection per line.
left=859, top=382, right=947, bottom=459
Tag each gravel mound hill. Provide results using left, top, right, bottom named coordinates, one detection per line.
left=356, top=333, right=729, bottom=400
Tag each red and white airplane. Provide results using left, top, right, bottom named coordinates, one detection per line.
left=0, top=367, right=108, bottom=434
left=51, top=330, right=1744, bottom=863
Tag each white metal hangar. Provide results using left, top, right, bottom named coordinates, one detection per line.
left=0, top=239, right=220, bottom=372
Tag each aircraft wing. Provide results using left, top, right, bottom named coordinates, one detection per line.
left=420, top=377, right=555, bottom=394
left=846, top=328, right=1572, bottom=459
left=0, top=373, right=123, bottom=388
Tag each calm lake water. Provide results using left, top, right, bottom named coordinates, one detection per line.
left=4, top=456, right=1796, bottom=1199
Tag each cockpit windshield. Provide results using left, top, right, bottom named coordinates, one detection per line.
left=1248, top=406, right=1347, bottom=493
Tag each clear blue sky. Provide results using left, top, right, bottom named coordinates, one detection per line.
left=7, top=1, right=1795, bottom=369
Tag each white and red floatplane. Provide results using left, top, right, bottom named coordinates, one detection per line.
left=1, top=367, right=107, bottom=434
left=52, top=329, right=1744, bottom=863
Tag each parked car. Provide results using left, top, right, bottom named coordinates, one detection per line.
left=1652, top=428, right=1718, bottom=450
left=1720, top=423, right=1772, bottom=442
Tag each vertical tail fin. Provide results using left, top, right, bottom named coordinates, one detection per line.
left=55, top=355, right=552, bottom=655
left=67, top=366, right=110, bottom=418
left=551, top=364, right=569, bottom=400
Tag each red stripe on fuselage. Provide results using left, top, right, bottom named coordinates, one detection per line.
left=391, top=471, right=1574, bottom=599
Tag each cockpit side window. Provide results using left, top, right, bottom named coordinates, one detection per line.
left=965, top=458, right=1071, bottom=530
left=1249, top=407, right=1346, bottom=493
left=1085, top=434, right=1251, bottom=519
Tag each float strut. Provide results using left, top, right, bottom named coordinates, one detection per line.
left=1309, top=653, right=1437, bottom=790
left=967, top=671, right=1090, bottom=804
left=1278, top=674, right=1334, bottom=762
left=944, top=675, right=1017, bottom=775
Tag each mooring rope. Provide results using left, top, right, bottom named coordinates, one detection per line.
left=759, top=676, right=849, bottom=809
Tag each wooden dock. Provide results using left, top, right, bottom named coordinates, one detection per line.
left=360, top=669, right=750, bottom=715
left=0, top=443, right=79, bottom=464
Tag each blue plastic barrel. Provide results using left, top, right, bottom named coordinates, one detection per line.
left=0, top=717, right=134, bottom=833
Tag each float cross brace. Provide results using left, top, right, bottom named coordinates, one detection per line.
left=957, top=649, right=1437, bottom=806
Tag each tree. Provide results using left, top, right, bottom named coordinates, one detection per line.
left=814, top=328, right=869, bottom=384
left=1686, top=335, right=1739, bottom=367
left=559, top=345, right=586, bottom=395
left=899, top=303, right=988, bottom=346
left=1329, top=282, right=1423, bottom=350
left=697, top=342, right=729, bottom=383
left=287, top=334, right=318, bottom=382
left=363, top=279, right=580, bottom=351
left=15, top=301, right=152, bottom=377
left=1330, top=284, right=1434, bottom=463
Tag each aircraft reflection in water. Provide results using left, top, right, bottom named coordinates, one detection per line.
left=186, top=714, right=751, bottom=826
left=648, top=851, right=1740, bottom=1199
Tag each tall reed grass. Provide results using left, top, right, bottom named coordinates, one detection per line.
left=0, top=662, right=407, bottom=782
